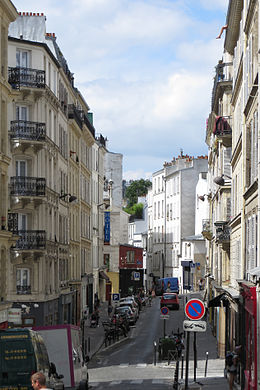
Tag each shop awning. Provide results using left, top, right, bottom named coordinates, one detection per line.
left=208, top=293, right=229, bottom=307
left=99, top=271, right=110, bottom=281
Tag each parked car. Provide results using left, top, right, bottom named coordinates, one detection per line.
left=160, top=293, right=180, bottom=310
left=118, top=304, right=138, bottom=324
left=119, top=298, right=139, bottom=316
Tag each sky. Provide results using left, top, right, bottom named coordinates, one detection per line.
left=13, top=0, right=229, bottom=180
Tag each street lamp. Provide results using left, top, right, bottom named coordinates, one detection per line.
left=213, top=174, right=232, bottom=186
left=59, top=193, right=77, bottom=203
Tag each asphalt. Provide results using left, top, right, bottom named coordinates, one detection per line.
left=83, top=297, right=237, bottom=390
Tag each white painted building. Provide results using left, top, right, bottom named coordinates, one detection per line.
left=148, top=155, right=208, bottom=289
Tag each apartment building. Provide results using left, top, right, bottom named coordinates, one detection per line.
left=4, top=12, right=98, bottom=326
left=0, top=0, right=18, bottom=328
left=206, top=1, right=259, bottom=387
left=148, top=155, right=208, bottom=291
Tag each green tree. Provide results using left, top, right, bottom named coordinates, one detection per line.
left=125, top=179, right=151, bottom=207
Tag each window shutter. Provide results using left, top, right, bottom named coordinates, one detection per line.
left=223, top=147, right=232, bottom=178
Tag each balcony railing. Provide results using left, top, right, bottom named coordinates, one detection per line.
left=202, top=219, right=212, bottom=240
left=211, top=62, right=232, bottom=110
left=83, top=113, right=95, bottom=138
left=10, top=177, right=46, bottom=196
left=213, top=116, right=232, bottom=137
left=12, top=230, right=46, bottom=250
left=10, top=120, right=46, bottom=141
left=8, top=67, right=45, bottom=89
left=68, top=104, right=83, bottom=129
left=16, top=285, right=31, bottom=295
left=215, top=221, right=231, bottom=242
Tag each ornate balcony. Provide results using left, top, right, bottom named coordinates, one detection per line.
left=10, top=177, right=46, bottom=197
left=213, top=116, right=232, bottom=147
left=211, top=62, right=232, bottom=112
left=16, top=285, right=31, bottom=295
left=14, top=230, right=46, bottom=250
left=214, top=221, right=231, bottom=243
left=68, top=104, right=83, bottom=130
left=8, top=67, right=45, bottom=89
left=202, top=219, right=213, bottom=240
left=10, top=120, right=46, bottom=142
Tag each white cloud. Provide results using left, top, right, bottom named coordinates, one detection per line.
left=14, top=0, right=227, bottom=179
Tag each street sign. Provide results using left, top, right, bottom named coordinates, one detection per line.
left=112, top=293, right=120, bottom=302
left=161, top=306, right=169, bottom=315
left=133, top=272, right=140, bottom=280
left=160, top=315, right=169, bottom=320
left=185, top=298, right=205, bottom=321
left=183, top=320, right=207, bottom=332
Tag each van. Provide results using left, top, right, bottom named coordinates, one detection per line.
left=0, top=328, right=64, bottom=390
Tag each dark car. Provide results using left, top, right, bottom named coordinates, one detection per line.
left=160, top=293, right=180, bottom=310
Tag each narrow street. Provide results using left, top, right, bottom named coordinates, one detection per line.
left=88, top=295, right=227, bottom=389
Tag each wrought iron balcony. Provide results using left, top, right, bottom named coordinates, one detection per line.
left=215, top=221, right=231, bottom=243
left=213, top=116, right=232, bottom=137
left=83, top=113, right=95, bottom=138
left=10, top=177, right=46, bottom=196
left=211, top=62, right=232, bottom=110
left=16, top=285, right=31, bottom=295
left=12, top=230, right=46, bottom=250
left=10, top=120, right=46, bottom=141
left=8, top=67, right=45, bottom=89
left=68, top=104, right=83, bottom=129
left=202, top=219, right=212, bottom=240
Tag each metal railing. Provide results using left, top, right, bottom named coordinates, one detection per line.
left=213, top=116, right=232, bottom=137
left=211, top=62, right=232, bottom=110
left=16, top=285, right=31, bottom=295
left=12, top=230, right=46, bottom=250
left=10, top=120, right=46, bottom=141
left=8, top=67, right=45, bottom=89
left=10, top=177, right=46, bottom=196
left=68, top=104, right=83, bottom=129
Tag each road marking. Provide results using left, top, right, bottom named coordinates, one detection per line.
left=137, top=363, right=147, bottom=367
left=152, top=379, right=165, bottom=384
left=130, top=379, right=143, bottom=384
left=109, top=381, right=122, bottom=385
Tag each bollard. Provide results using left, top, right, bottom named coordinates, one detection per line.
left=204, top=351, right=209, bottom=377
left=153, top=341, right=157, bottom=366
left=181, top=353, right=184, bottom=379
left=173, top=357, right=180, bottom=389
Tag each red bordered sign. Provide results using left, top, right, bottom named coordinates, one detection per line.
left=185, top=299, right=205, bottom=321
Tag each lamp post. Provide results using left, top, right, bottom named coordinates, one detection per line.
left=59, top=193, right=77, bottom=203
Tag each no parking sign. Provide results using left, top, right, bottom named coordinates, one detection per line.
left=185, top=299, right=205, bottom=320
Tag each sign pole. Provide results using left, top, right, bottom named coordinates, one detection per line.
left=184, top=331, right=190, bottom=390
left=193, top=331, right=197, bottom=382
left=163, top=318, right=166, bottom=338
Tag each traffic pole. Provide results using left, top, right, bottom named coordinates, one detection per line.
left=193, top=331, right=197, bottom=382
left=184, top=331, right=190, bottom=390
left=163, top=318, right=166, bottom=338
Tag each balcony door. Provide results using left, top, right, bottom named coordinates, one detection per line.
left=16, top=160, right=27, bottom=177
left=18, top=214, right=27, bottom=231
left=16, top=268, right=30, bottom=294
left=16, top=49, right=29, bottom=68
left=16, top=105, right=28, bottom=121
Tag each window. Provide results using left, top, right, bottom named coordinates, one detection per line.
left=126, top=251, right=135, bottom=263
left=158, top=201, right=160, bottom=219
left=16, top=268, right=30, bottom=294
left=16, top=49, right=29, bottom=68
left=154, top=202, right=156, bottom=219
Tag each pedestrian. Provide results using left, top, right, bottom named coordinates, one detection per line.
left=225, top=352, right=238, bottom=390
left=31, top=372, right=52, bottom=390
left=108, top=301, right=113, bottom=317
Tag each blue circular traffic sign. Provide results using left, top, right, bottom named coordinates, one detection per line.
left=161, top=306, right=169, bottom=315
left=185, top=299, right=205, bottom=320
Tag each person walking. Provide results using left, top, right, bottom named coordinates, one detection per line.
left=31, top=372, right=52, bottom=390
